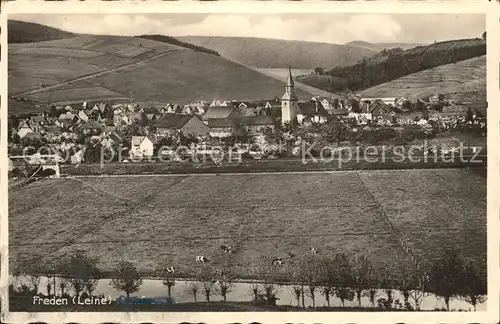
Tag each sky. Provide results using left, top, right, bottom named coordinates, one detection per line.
left=11, top=13, right=485, bottom=44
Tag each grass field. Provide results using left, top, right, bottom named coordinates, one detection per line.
left=9, top=169, right=486, bottom=281
left=359, top=56, right=486, bottom=101
left=53, top=50, right=314, bottom=106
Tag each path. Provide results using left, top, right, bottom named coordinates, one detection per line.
left=12, top=49, right=185, bottom=97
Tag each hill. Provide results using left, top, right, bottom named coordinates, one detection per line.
left=177, top=36, right=376, bottom=69
left=8, top=20, right=74, bottom=43
left=359, top=55, right=486, bottom=106
left=298, top=38, right=486, bottom=94
left=8, top=34, right=314, bottom=114
left=345, top=40, right=426, bottom=52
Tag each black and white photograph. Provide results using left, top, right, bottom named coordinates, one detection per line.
left=1, top=1, right=498, bottom=323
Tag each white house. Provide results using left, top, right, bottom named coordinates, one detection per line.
left=348, top=112, right=373, bottom=124
left=71, top=149, right=85, bottom=164
left=130, top=136, right=155, bottom=157
left=312, top=97, right=331, bottom=110
left=17, top=120, right=35, bottom=138
left=360, top=97, right=398, bottom=107
left=78, top=110, right=90, bottom=122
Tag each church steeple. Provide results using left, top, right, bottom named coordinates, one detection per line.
left=282, top=66, right=297, bottom=101
left=281, top=66, right=298, bottom=124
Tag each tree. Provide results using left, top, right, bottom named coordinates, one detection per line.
left=318, top=256, right=336, bottom=308
left=332, top=98, right=339, bottom=110
left=363, top=269, right=379, bottom=308
left=157, top=260, right=175, bottom=299
left=333, top=253, right=355, bottom=307
left=460, top=262, right=486, bottom=311
left=351, top=255, right=373, bottom=307
left=111, top=261, right=143, bottom=298
left=314, top=67, right=324, bottom=75
left=215, top=262, right=235, bottom=302
left=247, top=269, right=260, bottom=301
left=60, top=250, right=100, bottom=298
left=350, top=99, right=361, bottom=113
left=258, top=256, right=282, bottom=305
left=300, top=255, right=321, bottom=308
left=200, top=266, right=217, bottom=302
left=402, top=100, right=413, bottom=112
left=429, top=249, right=465, bottom=311
left=466, top=107, right=474, bottom=123
left=438, top=93, right=445, bottom=101
left=482, top=31, right=486, bottom=41
left=286, top=262, right=304, bottom=307
left=185, top=280, right=201, bottom=303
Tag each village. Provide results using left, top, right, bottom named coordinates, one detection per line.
left=7, top=69, right=487, bottom=173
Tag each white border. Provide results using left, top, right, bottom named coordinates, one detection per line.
left=1, top=1, right=499, bottom=323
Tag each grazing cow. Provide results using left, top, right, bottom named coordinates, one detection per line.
left=220, top=244, right=233, bottom=253
left=196, top=256, right=208, bottom=263
left=272, top=258, right=284, bottom=266
left=310, top=246, right=318, bottom=254
left=287, top=252, right=295, bottom=258
left=165, top=266, right=175, bottom=274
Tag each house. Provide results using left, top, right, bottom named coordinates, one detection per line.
left=202, top=106, right=239, bottom=124
left=360, top=97, right=398, bottom=107
left=297, top=101, right=329, bottom=124
left=101, top=132, right=123, bottom=148
left=207, top=118, right=234, bottom=138
left=156, top=114, right=209, bottom=137
left=140, top=107, right=162, bottom=120
left=58, top=111, right=76, bottom=121
left=71, top=148, right=85, bottom=164
left=330, top=107, right=349, bottom=117
left=78, top=110, right=91, bottom=122
left=210, top=100, right=230, bottom=107
left=235, top=115, right=276, bottom=136
left=130, top=136, right=155, bottom=157
left=207, top=115, right=276, bottom=137
left=312, top=97, right=332, bottom=110
left=395, top=97, right=409, bottom=107
left=42, top=125, right=63, bottom=135
left=429, top=95, right=440, bottom=103
left=17, top=120, right=35, bottom=138
left=30, top=114, right=49, bottom=126
left=23, top=132, right=43, bottom=142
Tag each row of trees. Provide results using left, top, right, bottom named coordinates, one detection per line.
left=11, top=248, right=485, bottom=311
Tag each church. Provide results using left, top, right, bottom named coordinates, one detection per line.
left=280, top=67, right=329, bottom=125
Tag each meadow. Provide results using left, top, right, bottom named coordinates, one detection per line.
left=9, top=169, right=486, bottom=281
left=359, top=56, right=486, bottom=101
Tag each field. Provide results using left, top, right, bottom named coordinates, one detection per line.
left=359, top=56, right=486, bottom=102
left=178, top=36, right=376, bottom=69
left=9, top=169, right=486, bottom=281
left=36, top=50, right=314, bottom=107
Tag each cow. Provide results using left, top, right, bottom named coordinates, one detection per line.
left=310, top=246, right=318, bottom=254
left=220, top=244, right=233, bottom=253
left=196, top=256, right=208, bottom=263
left=272, top=258, right=284, bottom=266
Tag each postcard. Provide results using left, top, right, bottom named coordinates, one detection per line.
left=1, top=1, right=498, bottom=323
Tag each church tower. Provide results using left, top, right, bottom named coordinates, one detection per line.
left=281, top=66, right=298, bottom=124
